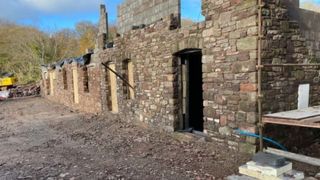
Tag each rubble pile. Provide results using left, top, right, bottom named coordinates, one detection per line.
left=9, top=83, right=40, bottom=98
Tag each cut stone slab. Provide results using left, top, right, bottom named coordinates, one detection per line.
left=264, top=106, right=320, bottom=120
left=239, top=165, right=304, bottom=180
left=252, top=152, right=286, bottom=167
left=246, top=161, right=292, bottom=177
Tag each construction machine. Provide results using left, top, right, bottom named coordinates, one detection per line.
left=0, top=72, right=17, bottom=91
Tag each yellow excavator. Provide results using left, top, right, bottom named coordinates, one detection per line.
left=0, top=72, right=17, bottom=91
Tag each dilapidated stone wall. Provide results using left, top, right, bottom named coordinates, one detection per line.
left=261, top=0, right=320, bottom=113
left=117, top=0, right=180, bottom=34
left=42, top=63, right=102, bottom=114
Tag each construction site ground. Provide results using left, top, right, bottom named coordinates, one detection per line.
left=0, top=97, right=318, bottom=179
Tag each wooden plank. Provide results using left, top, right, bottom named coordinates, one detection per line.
left=301, top=116, right=320, bottom=123
left=127, top=61, right=135, bottom=100
left=108, top=63, right=119, bottom=113
left=262, top=117, right=320, bottom=128
left=49, top=72, right=54, bottom=96
left=72, top=68, right=79, bottom=104
left=265, top=147, right=320, bottom=167
left=264, top=106, right=320, bottom=120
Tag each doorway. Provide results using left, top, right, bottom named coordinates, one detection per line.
left=178, top=49, right=203, bottom=131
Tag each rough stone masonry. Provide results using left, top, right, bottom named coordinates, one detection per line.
left=41, top=0, right=320, bottom=153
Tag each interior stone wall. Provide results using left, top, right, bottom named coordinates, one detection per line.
left=283, top=0, right=320, bottom=61
left=117, top=0, right=180, bottom=34
left=261, top=0, right=320, bottom=114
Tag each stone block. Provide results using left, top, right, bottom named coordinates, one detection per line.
left=246, top=136, right=257, bottom=144
left=237, top=16, right=257, bottom=29
left=240, top=83, right=257, bottom=92
left=220, top=115, right=228, bottom=126
left=246, top=161, right=292, bottom=177
left=246, top=112, right=257, bottom=123
left=239, top=123, right=256, bottom=133
left=230, top=30, right=241, bottom=39
left=235, top=0, right=257, bottom=11
left=239, top=165, right=304, bottom=180
left=232, top=61, right=256, bottom=73
left=239, top=101, right=256, bottom=112
left=237, top=37, right=258, bottom=50
left=219, top=126, right=232, bottom=136
left=236, top=111, right=247, bottom=121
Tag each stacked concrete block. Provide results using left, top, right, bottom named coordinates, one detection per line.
left=117, top=0, right=180, bottom=34
left=239, top=152, right=304, bottom=179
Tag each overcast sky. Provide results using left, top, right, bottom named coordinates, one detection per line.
left=0, top=0, right=318, bottom=31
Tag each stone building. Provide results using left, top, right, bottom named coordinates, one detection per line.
left=41, top=0, right=320, bottom=153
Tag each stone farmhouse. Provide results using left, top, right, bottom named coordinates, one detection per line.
left=41, top=0, right=320, bottom=153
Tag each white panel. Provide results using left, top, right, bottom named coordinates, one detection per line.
left=265, top=106, right=320, bottom=120
left=298, top=84, right=310, bottom=110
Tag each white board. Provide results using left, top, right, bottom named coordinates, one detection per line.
left=298, top=84, right=310, bottom=110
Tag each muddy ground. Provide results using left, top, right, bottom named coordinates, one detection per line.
left=0, top=97, right=318, bottom=179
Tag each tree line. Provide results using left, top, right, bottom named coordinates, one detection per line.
left=0, top=20, right=116, bottom=84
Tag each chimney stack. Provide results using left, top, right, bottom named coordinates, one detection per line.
left=97, top=4, right=108, bottom=50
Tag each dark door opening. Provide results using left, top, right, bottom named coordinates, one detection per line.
left=179, top=50, right=203, bottom=131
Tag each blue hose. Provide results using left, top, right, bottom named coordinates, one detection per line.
left=235, top=129, right=288, bottom=151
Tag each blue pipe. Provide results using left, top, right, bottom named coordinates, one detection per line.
left=235, top=129, right=288, bottom=151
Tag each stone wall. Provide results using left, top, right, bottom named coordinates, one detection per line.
left=117, top=0, right=180, bottom=34
left=284, top=0, right=320, bottom=61
left=261, top=0, right=320, bottom=113
left=41, top=0, right=320, bottom=153
left=200, top=0, right=259, bottom=152
left=98, top=0, right=260, bottom=153
left=100, top=17, right=195, bottom=130
left=42, top=63, right=102, bottom=114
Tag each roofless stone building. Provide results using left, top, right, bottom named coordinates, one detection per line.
left=41, top=0, right=320, bottom=153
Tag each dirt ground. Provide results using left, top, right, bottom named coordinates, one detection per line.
left=0, top=97, right=318, bottom=180
left=0, top=97, right=251, bottom=180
